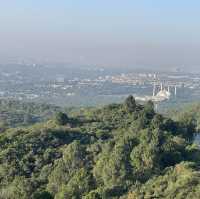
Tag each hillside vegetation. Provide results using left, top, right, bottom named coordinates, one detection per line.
left=0, top=99, right=60, bottom=128
left=0, top=96, right=199, bottom=199
left=167, top=102, right=200, bottom=130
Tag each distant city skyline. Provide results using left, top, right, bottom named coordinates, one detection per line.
left=1, top=1, right=200, bottom=71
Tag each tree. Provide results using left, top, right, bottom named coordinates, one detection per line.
left=55, top=112, right=69, bottom=125
left=124, top=95, right=136, bottom=113
left=47, top=141, right=86, bottom=195
left=54, top=168, right=92, bottom=199
left=178, top=113, right=197, bottom=140
left=143, top=100, right=155, bottom=119
left=151, top=114, right=163, bottom=129
left=33, top=191, right=53, bottom=199
left=0, top=176, right=32, bottom=199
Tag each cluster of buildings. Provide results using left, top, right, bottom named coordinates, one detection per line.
left=1, top=64, right=200, bottom=106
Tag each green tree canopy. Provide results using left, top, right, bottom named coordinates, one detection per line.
left=124, top=95, right=136, bottom=113
left=55, top=112, right=69, bottom=125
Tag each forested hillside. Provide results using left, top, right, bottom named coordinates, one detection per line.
left=0, top=99, right=60, bottom=129
left=0, top=96, right=199, bottom=199
left=167, top=102, right=200, bottom=130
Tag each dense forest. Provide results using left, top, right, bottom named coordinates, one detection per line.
left=0, top=96, right=200, bottom=199
left=0, top=99, right=61, bottom=128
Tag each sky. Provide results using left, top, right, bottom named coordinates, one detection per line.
left=0, top=1, right=200, bottom=70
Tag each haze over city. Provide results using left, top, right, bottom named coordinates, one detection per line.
left=2, top=2, right=200, bottom=199
left=1, top=1, right=200, bottom=71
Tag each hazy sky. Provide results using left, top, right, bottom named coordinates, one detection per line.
left=1, top=1, right=200, bottom=70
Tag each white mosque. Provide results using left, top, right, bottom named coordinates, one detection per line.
left=135, top=83, right=177, bottom=102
